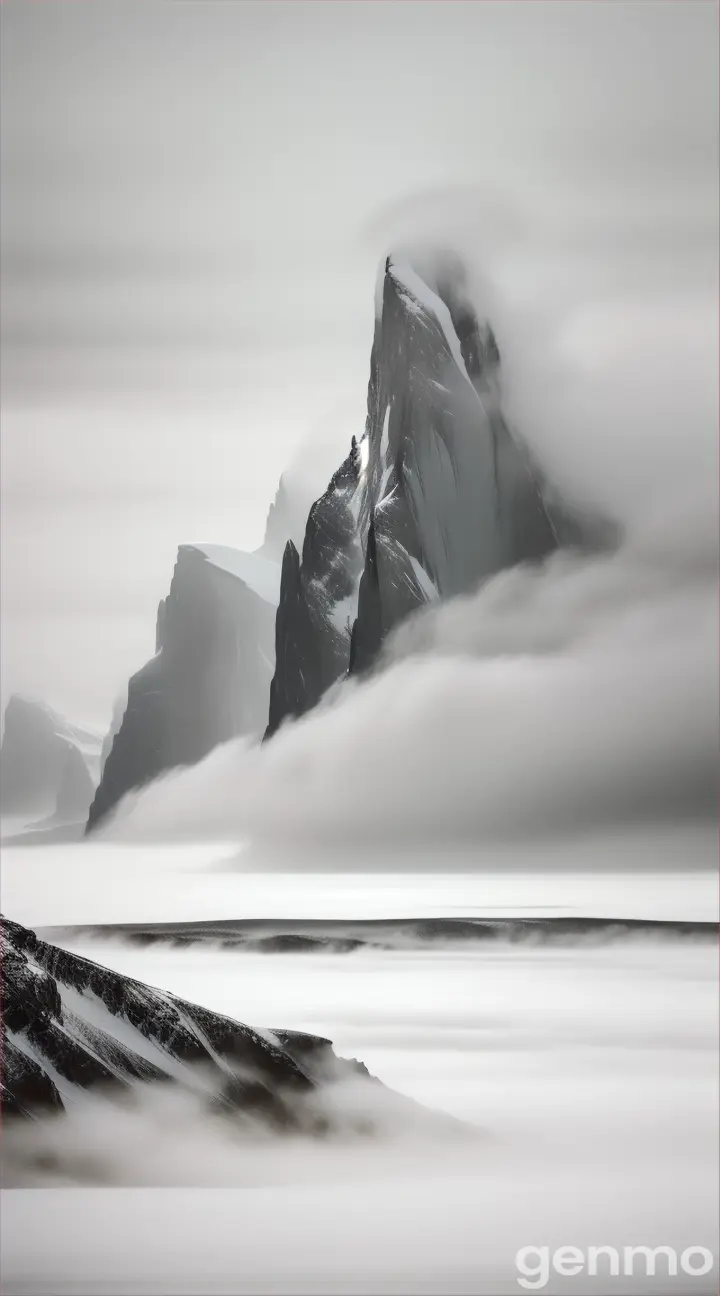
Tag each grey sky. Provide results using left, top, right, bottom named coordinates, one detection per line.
left=1, top=0, right=717, bottom=727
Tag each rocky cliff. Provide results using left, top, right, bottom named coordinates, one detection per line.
left=88, top=251, right=615, bottom=810
left=268, top=253, right=603, bottom=734
left=86, top=543, right=279, bottom=831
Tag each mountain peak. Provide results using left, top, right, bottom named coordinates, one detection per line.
left=266, top=247, right=586, bottom=733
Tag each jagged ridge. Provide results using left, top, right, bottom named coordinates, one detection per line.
left=268, top=252, right=606, bottom=733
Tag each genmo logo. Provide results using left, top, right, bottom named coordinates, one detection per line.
left=515, top=1244, right=716, bottom=1290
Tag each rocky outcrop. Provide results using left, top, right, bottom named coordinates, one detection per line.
left=267, top=446, right=364, bottom=735
left=0, top=695, right=100, bottom=825
left=0, top=915, right=328, bottom=1126
left=268, top=253, right=610, bottom=733
left=1, top=916, right=463, bottom=1146
left=87, top=543, right=280, bottom=831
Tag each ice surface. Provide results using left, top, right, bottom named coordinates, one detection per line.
left=3, top=836, right=718, bottom=928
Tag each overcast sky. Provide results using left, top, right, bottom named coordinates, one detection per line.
left=1, top=0, right=717, bottom=729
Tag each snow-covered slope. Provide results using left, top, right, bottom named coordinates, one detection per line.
left=1, top=916, right=464, bottom=1149
left=0, top=696, right=101, bottom=828
left=268, top=252, right=612, bottom=733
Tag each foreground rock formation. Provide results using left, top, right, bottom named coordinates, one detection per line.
left=86, top=543, right=280, bottom=831
left=1, top=917, right=461, bottom=1147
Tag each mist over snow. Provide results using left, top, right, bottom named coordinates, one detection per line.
left=3, top=938, right=718, bottom=1292
left=94, top=99, right=718, bottom=859
left=1, top=0, right=717, bottom=727
left=102, top=520, right=718, bottom=860
left=4, top=844, right=718, bottom=930
left=2, top=3, right=718, bottom=1294
left=74, top=1, right=717, bottom=859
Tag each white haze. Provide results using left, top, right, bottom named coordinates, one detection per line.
left=3, top=939, right=718, bottom=1293
left=1, top=0, right=717, bottom=725
left=4, top=846, right=718, bottom=929
left=94, top=89, right=718, bottom=858
left=101, top=525, right=718, bottom=858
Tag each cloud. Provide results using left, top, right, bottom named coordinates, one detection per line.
left=101, top=523, right=717, bottom=855
left=3, top=938, right=717, bottom=1292
left=2, top=0, right=715, bottom=813
left=97, top=148, right=718, bottom=859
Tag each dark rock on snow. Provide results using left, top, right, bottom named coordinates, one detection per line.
left=1, top=916, right=463, bottom=1144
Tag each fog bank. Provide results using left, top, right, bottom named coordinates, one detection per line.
left=3, top=937, right=718, bottom=1292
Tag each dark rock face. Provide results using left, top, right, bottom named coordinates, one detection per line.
left=267, top=542, right=322, bottom=733
left=268, top=254, right=606, bottom=731
left=82, top=252, right=618, bottom=806
left=0, top=916, right=367, bottom=1129
left=266, top=448, right=364, bottom=736
left=357, top=258, right=557, bottom=605
left=87, top=544, right=278, bottom=831
left=1, top=1040, right=66, bottom=1117
left=348, top=510, right=428, bottom=676
left=0, top=696, right=100, bottom=823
